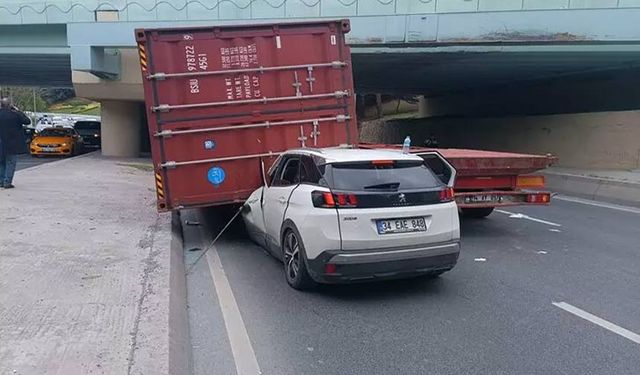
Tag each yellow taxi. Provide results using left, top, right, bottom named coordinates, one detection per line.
left=30, top=126, right=85, bottom=157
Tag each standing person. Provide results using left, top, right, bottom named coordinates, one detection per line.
left=0, top=98, right=31, bottom=189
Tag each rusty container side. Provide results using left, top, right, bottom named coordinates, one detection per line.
left=136, top=20, right=357, bottom=211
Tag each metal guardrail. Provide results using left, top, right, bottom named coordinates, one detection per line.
left=0, top=0, right=635, bottom=23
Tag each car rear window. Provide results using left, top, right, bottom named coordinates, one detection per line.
left=75, top=121, right=100, bottom=130
left=326, top=160, right=443, bottom=191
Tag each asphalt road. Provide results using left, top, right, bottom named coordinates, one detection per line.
left=15, top=154, right=60, bottom=171
left=183, top=198, right=640, bottom=375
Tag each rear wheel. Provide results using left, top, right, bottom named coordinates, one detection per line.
left=460, top=207, right=494, bottom=218
left=282, top=229, right=315, bottom=291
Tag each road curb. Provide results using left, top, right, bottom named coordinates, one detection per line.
left=544, top=171, right=640, bottom=208
left=168, top=211, right=192, bottom=375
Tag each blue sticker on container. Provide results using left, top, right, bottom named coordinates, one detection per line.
left=204, top=140, right=216, bottom=150
left=207, top=167, right=226, bottom=185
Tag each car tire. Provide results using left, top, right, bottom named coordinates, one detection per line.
left=460, top=207, right=494, bottom=219
left=282, top=229, right=315, bottom=291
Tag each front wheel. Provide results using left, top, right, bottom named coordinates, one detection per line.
left=282, top=229, right=315, bottom=291
left=460, top=207, right=494, bottom=219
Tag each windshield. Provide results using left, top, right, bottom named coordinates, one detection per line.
left=39, top=128, right=73, bottom=137
left=326, top=160, right=443, bottom=191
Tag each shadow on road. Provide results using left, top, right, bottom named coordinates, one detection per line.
left=313, top=275, right=448, bottom=300
left=195, top=205, right=458, bottom=300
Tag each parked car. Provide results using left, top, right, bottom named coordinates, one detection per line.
left=74, top=120, right=101, bottom=149
left=242, top=148, right=460, bottom=290
left=35, top=119, right=73, bottom=133
left=30, top=127, right=85, bottom=157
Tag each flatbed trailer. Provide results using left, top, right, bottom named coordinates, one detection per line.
left=359, top=144, right=557, bottom=217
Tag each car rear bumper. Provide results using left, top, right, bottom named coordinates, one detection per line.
left=306, top=240, right=460, bottom=283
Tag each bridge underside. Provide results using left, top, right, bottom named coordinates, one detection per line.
left=4, top=43, right=640, bottom=101
left=0, top=53, right=71, bottom=87
left=352, top=45, right=640, bottom=96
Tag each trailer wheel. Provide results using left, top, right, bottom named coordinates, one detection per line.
left=460, top=207, right=494, bottom=218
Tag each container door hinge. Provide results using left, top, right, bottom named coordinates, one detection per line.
left=298, top=126, right=307, bottom=148
left=161, top=161, right=177, bottom=169
left=331, top=61, right=346, bottom=68
left=155, top=130, right=173, bottom=138
left=306, top=67, right=315, bottom=93
left=150, top=72, right=167, bottom=80
left=153, top=104, right=171, bottom=112
left=292, top=71, right=302, bottom=97
left=310, top=120, right=320, bottom=146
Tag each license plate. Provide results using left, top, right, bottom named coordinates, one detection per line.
left=377, top=217, right=426, bottom=235
left=469, top=195, right=499, bottom=203
left=41, top=147, right=57, bottom=152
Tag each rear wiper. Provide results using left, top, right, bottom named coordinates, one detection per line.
left=363, top=182, right=400, bottom=190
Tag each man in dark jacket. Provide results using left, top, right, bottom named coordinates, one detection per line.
left=0, top=98, right=31, bottom=188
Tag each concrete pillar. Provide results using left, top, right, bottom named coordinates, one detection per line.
left=375, top=94, right=383, bottom=118
left=418, top=96, right=430, bottom=118
left=101, top=100, right=142, bottom=157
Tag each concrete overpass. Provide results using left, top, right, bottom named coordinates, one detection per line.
left=1, top=1, right=640, bottom=169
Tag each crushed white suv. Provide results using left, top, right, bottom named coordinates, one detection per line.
left=242, top=148, right=460, bottom=290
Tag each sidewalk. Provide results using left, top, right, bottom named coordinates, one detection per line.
left=0, top=154, right=185, bottom=374
left=544, top=167, right=640, bottom=207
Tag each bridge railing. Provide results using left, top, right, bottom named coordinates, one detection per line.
left=0, top=0, right=636, bottom=24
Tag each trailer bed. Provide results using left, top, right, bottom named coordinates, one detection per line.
left=359, top=143, right=556, bottom=176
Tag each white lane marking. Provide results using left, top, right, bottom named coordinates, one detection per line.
left=553, top=302, right=640, bottom=345
left=555, top=195, right=640, bottom=215
left=495, top=209, right=562, bottom=227
left=206, top=250, right=262, bottom=375
left=548, top=229, right=562, bottom=233
left=474, top=258, right=487, bottom=262
left=537, top=251, right=548, bottom=254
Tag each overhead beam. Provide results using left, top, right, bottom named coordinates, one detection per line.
left=70, top=46, right=120, bottom=80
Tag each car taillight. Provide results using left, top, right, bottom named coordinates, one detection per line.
left=325, top=264, right=337, bottom=274
left=526, top=193, right=550, bottom=203
left=312, top=191, right=334, bottom=208
left=439, top=187, right=455, bottom=202
left=336, top=193, right=357, bottom=207
left=312, top=191, right=357, bottom=208
left=371, top=160, right=394, bottom=166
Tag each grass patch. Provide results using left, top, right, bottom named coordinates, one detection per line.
left=49, top=98, right=101, bottom=116
left=117, top=162, right=155, bottom=172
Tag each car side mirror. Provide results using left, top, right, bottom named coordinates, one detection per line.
left=416, top=151, right=457, bottom=188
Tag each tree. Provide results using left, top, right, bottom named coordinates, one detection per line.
left=0, top=87, right=47, bottom=112
left=39, top=88, right=75, bottom=105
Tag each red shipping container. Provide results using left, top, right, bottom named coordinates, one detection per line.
left=136, top=20, right=357, bottom=211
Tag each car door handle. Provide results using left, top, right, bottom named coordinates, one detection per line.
left=277, top=196, right=287, bottom=204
